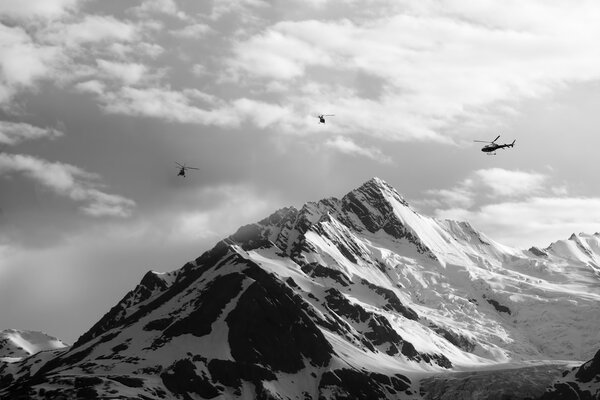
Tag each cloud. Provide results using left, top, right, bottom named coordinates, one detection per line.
left=231, top=98, right=293, bottom=129
left=74, top=79, right=105, bottom=95
left=325, top=136, right=391, bottom=163
left=0, top=153, right=135, bottom=217
left=222, top=2, right=600, bottom=142
left=97, top=87, right=300, bottom=130
left=0, top=0, right=80, bottom=20
left=209, top=0, right=269, bottom=21
left=0, top=23, right=60, bottom=104
left=96, top=59, right=149, bottom=85
left=0, top=121, right=64, bottom=145
left=43, top=15, right=137, bottom=47
left=170, top=23, right=213, bottom=38
left=173, top=184, right=279, bottom=240
left=427, top=168, right=549, bottom=210
left=130, top=0, right=188, bottom=20
left=228, top=29, right=333, bottom=80
left=99, top=86, right=240, bottom=126
left=472, top=168, right=547, bottom=197
left=425, top=187, right=475, bottom=209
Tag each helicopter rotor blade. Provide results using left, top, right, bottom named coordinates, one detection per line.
left=175, top=162, right=184, bottom=167
left=492, top=135, right=500, bottom=143
left=473, top=140, right=491, bottom=143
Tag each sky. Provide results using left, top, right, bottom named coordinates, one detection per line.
left=2, top=0, right=600, bottom=343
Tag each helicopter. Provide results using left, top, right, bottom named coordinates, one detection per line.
left=474, top=135, right=516, bottom=155
left=176, top=162, right=199, bottom=177
left=316, top=114, right=334, bottom=124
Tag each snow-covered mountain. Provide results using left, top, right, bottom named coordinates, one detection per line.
left=1, top=178, right=599, bottom=399
left=0, top=329, right=67, bottom=363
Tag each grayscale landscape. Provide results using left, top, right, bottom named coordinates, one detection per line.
left=1, top=1, right=600, bottom=399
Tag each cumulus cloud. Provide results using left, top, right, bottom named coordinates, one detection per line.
left=222, top=2, right=600, bottom=142
left=99, top=86, right=240, bottom=126
left=209, top=0, right=268, bottom=21
left=325, top=136, right=391, bottom=163
left=0, top=0, right=80, bottom=20
left=0, top=23, right=60, bottom=104
left=130, top=0, right=188, bottom=20
left=0, top=121, right=63, bottom=145
left=96, top=59, right=149, bottom=85
left=74, top=79, right=105, bottom=95
left=97, top=86, right=300, bottom=130
left=43, top=15, right=137, bottom=47
left=472, top=168, right=547, bottom=197
left=228, top=29, right=333, bottom=81
left=427, top=168, right=549, bottom=210
left=425, top=187, right=475, bottom=209
left=0, top=153, right=135, bottom=217
left=170, top=23, right=213, bottom=38
left=174, top=184, right=279, bottom=240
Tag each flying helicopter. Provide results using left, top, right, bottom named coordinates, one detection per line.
left=176, top=162, right=199, bottom=177
left=474, top=135, right=516, bottom=155
left=316, top=114, right=334, bottom=124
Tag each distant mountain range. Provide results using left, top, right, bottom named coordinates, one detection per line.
left=2, top=178, right=599, bottom=399
left=0, top=329, right=67, bottom=363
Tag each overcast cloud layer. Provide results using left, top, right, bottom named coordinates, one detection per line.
left=2, top=0, right=600, bottom=342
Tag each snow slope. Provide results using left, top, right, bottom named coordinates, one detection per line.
left=1, top=178, right=599, bottom=399
left=0, top=330, right=67, bottom=363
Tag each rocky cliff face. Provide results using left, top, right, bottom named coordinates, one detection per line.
left=1, top=178, right=599, bottom=400
left=538, top=350, right=600, bottom=400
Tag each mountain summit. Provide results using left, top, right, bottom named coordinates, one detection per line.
left=2, top=178, right=600, bottom=399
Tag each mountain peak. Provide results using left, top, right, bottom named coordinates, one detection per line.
left=348, top=177, right=410, bottom=209
left=356, top=177, right=404, bottom=198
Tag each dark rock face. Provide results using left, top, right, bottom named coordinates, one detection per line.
left=359, top=279, right=419, bottom=320
left=485, top=297, right=512, bottom=315
left=324, top=288, right=450, bottom=367
left=143, top=317, right=173, bottom=331
left=161, top=359, right=219, bottom=400
left=207, top=359, right=276, bottom=394
left=429, top=323, right=476, bottom=353
left=325, top=288, right=371, bottom=323
left=529, top=246, right=548, bottom=257
left=340, top=179, right=434, bottom=257
left=318, top=369, right=412, bottom=399
left=152, top=272, right=245, bottom=348
left=229, top=223, right=271, bottom=250
left=227, top=265, right=333, bottom=373
left=302, top=263, right=351, bottom=287
left=575, top=349, right=600, bottom=383
left=72, top=269, right=176, bottom=348
left=539, top=350, right=600, bottom=399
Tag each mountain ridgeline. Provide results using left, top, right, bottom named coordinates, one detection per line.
left=1, top=178, right=600, bottom=399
